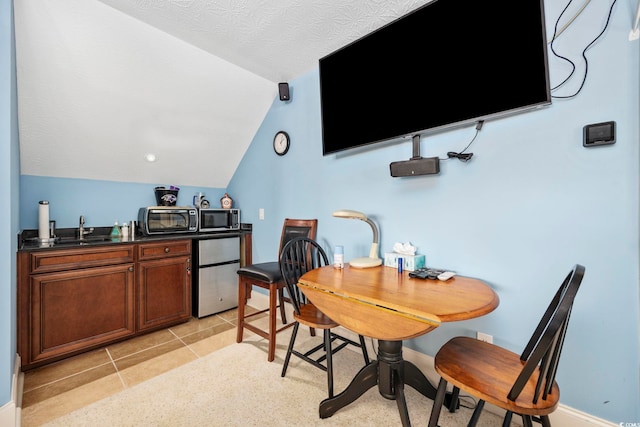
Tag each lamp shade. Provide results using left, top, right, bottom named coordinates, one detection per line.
left=332, top=209, right=367, bottom=220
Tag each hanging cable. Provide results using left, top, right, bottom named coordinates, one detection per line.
left=550, top=0, right=618, bottom=99
left=442, top=120, right=483, bottom=162
left=549, top=0, right=592, bottom=43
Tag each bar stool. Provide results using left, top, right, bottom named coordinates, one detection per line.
left=236, top=218, right=318, bottom=361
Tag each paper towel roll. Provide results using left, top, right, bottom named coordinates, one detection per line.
left=38, top=201, right=50, bottom=241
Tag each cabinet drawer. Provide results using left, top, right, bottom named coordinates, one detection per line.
left=30, top=245, right=136, bottom=274
left=138, top=239, right=191, bottom=260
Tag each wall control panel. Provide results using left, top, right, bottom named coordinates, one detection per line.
left=583, top=121, right=616, bottom=147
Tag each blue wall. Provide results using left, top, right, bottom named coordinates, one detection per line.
left=9, top=0, right=640, bottom=423
left=18, top=176, right=228, bottom=231
left=1, top=0, right=18, bottom=409
left=227, top=3, right=639, bottom=423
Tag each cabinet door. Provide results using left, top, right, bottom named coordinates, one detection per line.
left=198, top=237, right=239, bottom=265
left=27, top=264, right=135, bottom=366
left=197, top=261, right=239, bottom=317
left=138, top=255, right=192, bottom=331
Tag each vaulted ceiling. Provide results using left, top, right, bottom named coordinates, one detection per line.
left=14, top=0, right=429, bottom=188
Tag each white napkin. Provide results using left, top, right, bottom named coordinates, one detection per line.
left=392, top=242, right=416, bottom=256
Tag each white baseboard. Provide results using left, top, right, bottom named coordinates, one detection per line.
left=548, top=404, right=617, bottom=427
left=0, top=354, right=22, bottom=427
left=249, top=291, right=615, bottom=427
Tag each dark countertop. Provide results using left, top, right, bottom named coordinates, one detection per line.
left=18, top=227, right=250, bottom=252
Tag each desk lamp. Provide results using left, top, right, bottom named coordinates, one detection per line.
left=332, top=209, right=382, bottom=268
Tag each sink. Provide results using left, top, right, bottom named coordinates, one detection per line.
left=80, top=236, right=112, bottom=242
left=56, top=236, right=113, bottom=245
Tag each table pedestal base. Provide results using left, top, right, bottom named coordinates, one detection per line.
left=319, top=340, right=440, bottom=426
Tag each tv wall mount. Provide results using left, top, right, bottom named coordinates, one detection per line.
left=390, top=135, right=440, bottom=177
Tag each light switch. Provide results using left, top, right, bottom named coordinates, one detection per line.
left=259, top=208, right=264, bottom=220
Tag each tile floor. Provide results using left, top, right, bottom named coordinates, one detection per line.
left=20, top=306, right=264, bottom=427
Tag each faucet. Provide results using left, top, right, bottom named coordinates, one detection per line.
left=78, top=215, right=93, bottom=240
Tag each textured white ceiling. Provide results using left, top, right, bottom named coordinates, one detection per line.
left=14, top=0, right=430, bottom=188
left=97, top=0, right=430, bottom=82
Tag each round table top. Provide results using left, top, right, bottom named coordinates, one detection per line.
left=298, top=265, right=499, bottom=340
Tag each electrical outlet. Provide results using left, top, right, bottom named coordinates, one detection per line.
left=259, top=208, right=264, bottom=220
left=477, top=332, right=493, bottom=344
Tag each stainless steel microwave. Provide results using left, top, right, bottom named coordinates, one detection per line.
left=138, top=206, right=198, bottom=235
left=198, top=208, right=240, bottom=232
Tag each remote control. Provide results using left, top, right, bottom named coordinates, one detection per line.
left=409, top=268, right=446, bottom=280
left=437, top=271, right=456, bottom=281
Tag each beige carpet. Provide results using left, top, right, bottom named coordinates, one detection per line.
left=43, top=334, right=510, bottom=427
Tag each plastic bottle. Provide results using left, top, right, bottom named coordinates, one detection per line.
left=110, top=221, right=121, bottom=239
left=120, top=221, right=129, bottom=238
left=334, top=246, right=344, bottom=269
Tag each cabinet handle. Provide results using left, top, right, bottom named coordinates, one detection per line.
left=164, top=247, right=170, bottom=253
left=128, top=266, right=134, bottom=272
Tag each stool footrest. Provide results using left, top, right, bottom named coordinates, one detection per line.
left=243, top=305, right=286, bottom=321
left=244, top=321, right=295, bottom=341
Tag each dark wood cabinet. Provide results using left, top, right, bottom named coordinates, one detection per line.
left=18, top=239, right=192, bottom=371
left=27, top=263, right=136, bottom=365
left=137, top=240, right=191, bottom=331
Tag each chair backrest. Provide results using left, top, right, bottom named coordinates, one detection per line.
left=279, top=237, right=329, bottom=315
left=278, top=218, right=318, bottom=255
left=508, top=264, right=585, bottom=403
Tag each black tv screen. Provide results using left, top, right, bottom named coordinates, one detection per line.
left=319, top=0, right=551, bottom=156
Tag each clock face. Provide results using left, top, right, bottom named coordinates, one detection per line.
left=273, top=131, right=290, bottom=155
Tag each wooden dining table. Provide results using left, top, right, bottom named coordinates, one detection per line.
left=298, top=264, right=499, bottom=426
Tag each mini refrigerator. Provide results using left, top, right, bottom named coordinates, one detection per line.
left=193, top=235, right=240, bottom=318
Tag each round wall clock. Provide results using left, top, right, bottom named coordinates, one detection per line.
left=273, top=131, right=290, bottom=156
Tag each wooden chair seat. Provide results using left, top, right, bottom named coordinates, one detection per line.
left=435, top=336, right=560, bottom=416
left=295, top=303, right=338, bottom=329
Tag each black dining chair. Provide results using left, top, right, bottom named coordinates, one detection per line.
left=428, top=264, right=585, bottom=427
left=279, top=236, right=370, bottom=398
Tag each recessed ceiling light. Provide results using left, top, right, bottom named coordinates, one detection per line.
left=145, top=153, right=157, bottom=162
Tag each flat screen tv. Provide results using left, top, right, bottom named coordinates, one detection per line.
left=319, top=0, right=551, bottom=156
